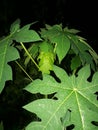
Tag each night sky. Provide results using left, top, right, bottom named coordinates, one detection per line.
left=0, top=0, right=97, bottom=51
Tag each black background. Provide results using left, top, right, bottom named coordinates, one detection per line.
left=0, top=0, right=97, bottom=52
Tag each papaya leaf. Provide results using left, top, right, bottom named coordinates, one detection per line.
left=40, top=25, right=70, bottom=63
left=40, top=24, right=97, bottom=70
left=70, top=35, right=96, bottom=71
left=24, top=65, right=98, bottom=130
left=12, top=22, right=42, bottom=43
left=0, top=38, right=19, bottom=93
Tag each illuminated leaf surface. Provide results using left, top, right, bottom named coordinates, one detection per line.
left=24, top=65, right=98, bottom=130
left=0, top=38, right=19, bottom=93
left=12, top=23, right=41, bottom=42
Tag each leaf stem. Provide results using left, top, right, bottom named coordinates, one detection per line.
left=45, top=95, right=48, bottom=99
left=20, top=42, right=40, bottom=69
left=72, top=69, right=77, bottom=75
left=15, top=61, right=33, bottom=81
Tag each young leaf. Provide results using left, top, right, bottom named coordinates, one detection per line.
left=38, top=51, right=55, bottom=74
left=37, top=41, right=55, bottom=74
left=0, top=38, right=19, bottom=93
left=24, top=65, right=98, bottom=130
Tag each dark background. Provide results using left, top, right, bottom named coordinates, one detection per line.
left=0, top=0, right=97, bottom=52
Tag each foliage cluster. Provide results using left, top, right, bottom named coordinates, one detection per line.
left=0, top=19, right=98, bottom=130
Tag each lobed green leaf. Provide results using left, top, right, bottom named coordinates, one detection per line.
left=24, top=65, right=98, bottom=130
left=12, top=23, right=42, bottom=43
left=0, top=38, right=19, bottom=93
